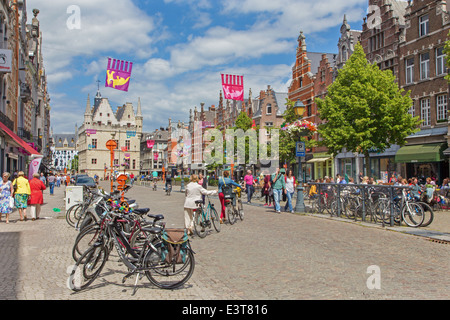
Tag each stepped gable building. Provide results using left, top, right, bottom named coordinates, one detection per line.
left=288, top=30, right=336, bottom=180
left=77, top=89, right=142, bottom=179
left=396, top=0, right=450, bottom=182
left=336, top=15, right=362, bottom=71
left=360, top=0, right=408, bottom=79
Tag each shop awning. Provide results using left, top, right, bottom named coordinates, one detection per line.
left=395, top=143, right=446, bottom=163
left=307, top=157, right=331, bottom=163
left=0, top=121, right=41, bottom=156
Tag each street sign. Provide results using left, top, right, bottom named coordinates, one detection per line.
left=106, top=140, right=117, bottom=151
left=296, top=142, right=306, bottom=157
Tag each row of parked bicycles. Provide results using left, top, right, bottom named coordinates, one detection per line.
left=65, top=185, right=194, bottom=294
left=307, top=183, right=435, bottom=228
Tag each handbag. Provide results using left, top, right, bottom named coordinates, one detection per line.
left=9, top=196, right=15, bottom=209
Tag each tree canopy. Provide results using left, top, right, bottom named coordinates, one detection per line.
left=316, top=42, right=420, bottom=173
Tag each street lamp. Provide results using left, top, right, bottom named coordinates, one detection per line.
left=293, top=100, right=306, bottom=213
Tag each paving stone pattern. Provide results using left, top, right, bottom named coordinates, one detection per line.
left=0, top=182, right=448, bottom=300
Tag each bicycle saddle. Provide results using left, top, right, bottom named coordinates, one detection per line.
left=141, top=226, right=162, bottom=234
left=147, top=213, right=164, bottom=221
left=133, top=208, right=150, bottom=215
left=195, top=200, right=203, bottom=205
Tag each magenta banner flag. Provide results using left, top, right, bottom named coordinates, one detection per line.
left=154, top=152, right=159, bottom=162
left=28, top=157, right=43, bottom=180
left=105, top=58, right=133, bottom=92
left=147, top=140, right=155, bottom=149
left=222, top=74, right=244, bottom=101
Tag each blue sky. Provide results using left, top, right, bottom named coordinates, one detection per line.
left=27, top=0, right=369, bottom=134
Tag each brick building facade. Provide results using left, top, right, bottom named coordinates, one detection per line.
left=396, top=0, right=450, bottom=182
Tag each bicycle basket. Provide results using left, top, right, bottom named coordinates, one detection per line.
left=161, top=229, right=189, bottom=264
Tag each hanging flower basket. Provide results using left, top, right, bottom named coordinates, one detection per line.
left=281, top=120, right=317, bottom=139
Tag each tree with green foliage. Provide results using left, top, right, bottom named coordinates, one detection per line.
left=444, top=31, right=450, bottom=83
left=316, top=42, right=420, bottom=176
left=279, top=99, right=317, bottom=165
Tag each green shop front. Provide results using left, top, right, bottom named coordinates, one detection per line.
left=395, top=143, right=448, bottom=184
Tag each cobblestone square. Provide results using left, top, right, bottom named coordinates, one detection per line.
left=0, top=182, right=448, bottom=301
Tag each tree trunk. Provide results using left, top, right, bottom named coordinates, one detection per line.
left=364, top=152, right=370, bottom=177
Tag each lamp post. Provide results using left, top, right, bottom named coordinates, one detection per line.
left=293, top=100, right=306, bottom=213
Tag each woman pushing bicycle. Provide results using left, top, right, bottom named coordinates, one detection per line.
left=217, top=171, right=241, bottom=224
left=184, top=175, right=217, bottom=235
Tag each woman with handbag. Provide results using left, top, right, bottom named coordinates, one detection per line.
left=12, top=171, right=31, bottom=222
left=28, top=173, right=46, bottom=221
left=263, top=174, right=273, bottom=207
left=0, top=172, right=13, bottom=223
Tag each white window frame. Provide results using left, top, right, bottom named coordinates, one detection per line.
left=420, top=98, right=431, bottom=126
left=436, top=95, right=448, bottom=121
left=406, top=58, right=414, bottom=84
left=420, top=52, right=430, bottom=80
left=419, top=14, right=429, bottom=37
left=436, top=47, right=446, bottom=76
left=408, top=104, right=415, bottom=117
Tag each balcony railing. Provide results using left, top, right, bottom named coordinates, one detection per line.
left=0, top=110, right=14, bottom=131
left=18, top=127, right=31, bottom=141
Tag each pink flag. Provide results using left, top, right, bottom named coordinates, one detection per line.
left=147, top=140, right=155, bottom=149
left=28, top=157, right=43, bottom=180
left=154, top=153, right=159, bottom=162
left=105, top=58, right=133, bottom=92
left=222, top=74, right=244, bottom=101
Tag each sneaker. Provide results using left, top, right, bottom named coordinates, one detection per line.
left=263, top=204, right=268, bottom=206
left=276, top=210, right=280, bottom=214
left=291, top=210, right=295, bottom=213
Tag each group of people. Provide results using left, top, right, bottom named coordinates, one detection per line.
left=182, top=169, right=299, bottom=234
left=0, top=172, right=47, bottom=223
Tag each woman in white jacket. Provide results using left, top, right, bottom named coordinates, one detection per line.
left=184, top=174, right=217, bottom=235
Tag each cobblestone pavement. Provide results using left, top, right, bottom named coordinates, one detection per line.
left=0, top=182, right=448, bottom=300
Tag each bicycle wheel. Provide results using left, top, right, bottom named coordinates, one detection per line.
left=374, top=199, right=389, bottom=225
left=68, top=245, right=108, bottom=292
left=226, top=204, right=236, bottom=225
left=194, top=208, right=208, bottom=238
left=144, top=242, right=195, bottom=290
left=402, top=202, right=425, bottom=227
left=65, top=204, right=81, bottom=228
left=417, top=202, right=434, bottom=227
left=210, top=206, right=221, bottom=233
left=72, top=225, right=101, bottom=261
left=237, top=200, right=244, bottom=221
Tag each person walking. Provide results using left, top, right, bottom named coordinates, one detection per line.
left=0, top=172, right=13, bottom=223
left=56, top=174, right=61, bottom=187
left=218, top=171, right=241, bottom=223
left=284, top=170, right=296, bottom=213
left=272, top=168, right=286, bottom=214
left=28, top=173, right=46, bottom=221
left=47, top=172, right=56, bottom=195
left=244, top=170, right=255, bottom=204
left=263, top=173, right=273, bottom=207
left=184, top=174, right=217, bottom=235
left=198, top=173, right=208, bottom=203
left=12, top=171, right=31, bottom=221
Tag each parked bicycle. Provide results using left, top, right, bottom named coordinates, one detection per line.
left=68, top=209, right=194, bottom=294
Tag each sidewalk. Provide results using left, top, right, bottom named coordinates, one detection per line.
left=221, top=186, right=450, bottom=244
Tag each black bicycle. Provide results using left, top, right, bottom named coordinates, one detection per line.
left=68, top=211, right=195, bottom=294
